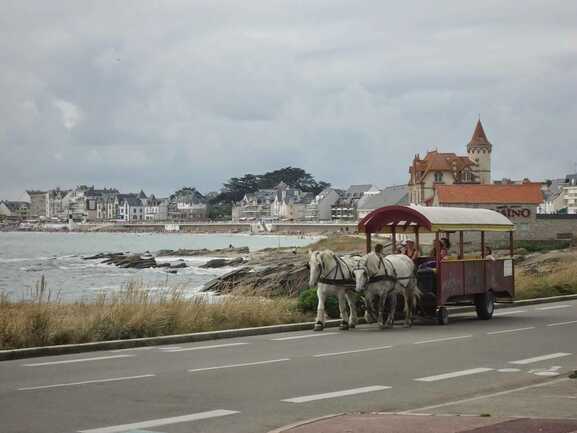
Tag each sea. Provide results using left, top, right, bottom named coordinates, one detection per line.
left=0, top=231, right=318, bottom=301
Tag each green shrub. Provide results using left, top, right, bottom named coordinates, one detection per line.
left=297, top=288, right=340, bottom=319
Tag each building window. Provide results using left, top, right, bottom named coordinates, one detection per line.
left=434, top=172, right=443, bottom=183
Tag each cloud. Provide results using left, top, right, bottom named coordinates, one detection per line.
left=0, top=1, right=576, bottom=200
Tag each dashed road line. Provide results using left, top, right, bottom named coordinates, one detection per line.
left=22, top=355, right=134, bottom=367
left=163, top=342, right=249, bottom=352
left=78, top=409, right=240, bottom=433
left=487, top=326, right=535, bottom=335
left=282, top=385, right=391, bottom=403
left=402, top=378, right=570, bottom=414
left=18, top=374, right=156, bottom=391
left=493, top=309, right=527, bottom=316
left=413, top=335, right=472, bottom=345
left=536, top=305, right=572, bottom=311
left=414, top=367, right=494, bottom=382
left=187, top=358, right=290, bottom=373
left=313, top=345, right=392, bottom=357
left=547, top=320, right=577, bottom=327
left=272, top=332, right=341, bottom=341
left=509, top=352, right=572, bottom=365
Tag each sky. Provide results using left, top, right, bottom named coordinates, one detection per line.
left=1, top=0, right=576, bottom=200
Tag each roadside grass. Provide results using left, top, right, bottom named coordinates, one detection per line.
left=515, top=261, right=577, bottom=299
left=305, top=235, right=371, bottom=253
left=0, top=282, right=309, bottom=350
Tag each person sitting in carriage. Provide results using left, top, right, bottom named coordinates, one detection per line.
left=419, top=240, right=447, bottom=270
left=401, top=239, right=419, bottom=261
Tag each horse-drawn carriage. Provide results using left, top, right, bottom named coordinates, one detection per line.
left=357, top=205, right=516, bottom=325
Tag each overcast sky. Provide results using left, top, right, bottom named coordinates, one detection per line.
left=1, top=1, right=576, bottom=200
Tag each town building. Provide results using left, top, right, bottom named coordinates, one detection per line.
left=540, top=174, right=577, bottom=215
left=0, top=201, right=30, bottom=220
left=304, top=188, right=341, bottom=221
left=357, top=185, right=409, bottom=220
left=144, top=195, right=169, bottom=221
left=409, top=120, right=492, bottom=205
left=117, top=194, right=144, bottom=222
left=331, top=185, right=373, bottom=221
left=432, top=183, right=544, bottom=237
left=168, top=188, right=207, bottom=221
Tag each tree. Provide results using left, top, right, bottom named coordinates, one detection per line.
left=210, top=167, right=330, bottom=205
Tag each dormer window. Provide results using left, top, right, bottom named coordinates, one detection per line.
left=434, top=172, right=444, bottom=183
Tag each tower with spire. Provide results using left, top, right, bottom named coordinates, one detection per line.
left=467, top=119, right=492, bottom=184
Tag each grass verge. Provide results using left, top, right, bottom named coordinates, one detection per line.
left=515, top=262, right=577, bottom=299
left=0, top=284, right=309, bottom=350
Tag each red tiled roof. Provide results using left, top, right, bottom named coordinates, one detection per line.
left=468, top=119, right=491, bottom=147
left=436, top=183, right=543, bottom=205
left=410, top=151, right=475, bottom=182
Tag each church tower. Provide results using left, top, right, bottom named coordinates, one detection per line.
left=467, top=119, right=492, bottom=184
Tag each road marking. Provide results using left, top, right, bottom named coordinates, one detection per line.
left=414, top=367, right=494, bottom=382
left=272, top=332, right=341, bottom=341
left=22, top=355, right=134, bottom=367
left=78, top=409, right=239, bottom=433
left=497, top=368, right=521, bottom=373
left=163, top=342, right=249, bottom=352
left=547, top=320, right=577, bottom=327
left=18, top=374, right=156, bottom=391
left=536, top=305, right=572, bottom=311
left=413, top=335, right=472, bottom=345
left=282, top=385, right=390, bottom=403
left=314, top=345, right=393, bottom=357
left=510, top=352, right=572, bottom=365
left=493, top=309, right=527, bottom=316
left=487, top=326, right=535, bottom=335
left=109, top=347, right=155, bottom=352
left=401, top=377, right=570, bottom=414
left=188, top=358, right=290, bottom=373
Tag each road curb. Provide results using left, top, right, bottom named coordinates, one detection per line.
left=267, top=413, right=344, bottom=433
left=1, top=294, right=576, bottom=361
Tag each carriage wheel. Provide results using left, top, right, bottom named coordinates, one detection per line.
left=475, top=291, right=495, bottom=320
left=436, top=307, right=449, bottom=325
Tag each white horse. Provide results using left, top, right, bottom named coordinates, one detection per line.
left=308, top=250, right=360, bottom=331
left=353, top=252, right=421, bottom=329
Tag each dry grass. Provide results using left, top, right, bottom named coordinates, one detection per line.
left=0, top=281, right=309, bottom=350
left=304, top=235, right=368, bottom=253
left=515, top=259, right=577, bottom=299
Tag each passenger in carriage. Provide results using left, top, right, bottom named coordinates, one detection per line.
left=402, top=239, right=419, bottom=261
left=374, top=243, right=384, bottom=255
left=419, top=240, right=447, bottom=270
left=484, top=246, right=496, bottom=261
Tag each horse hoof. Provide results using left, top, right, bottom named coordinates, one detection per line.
left=313, top=322, right=324, bottom=331
left=378, top=323, right=386, bottom=330
left=339, top=322, right=349, bottom=331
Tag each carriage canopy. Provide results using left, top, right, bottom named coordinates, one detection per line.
left=358, top=204, right=515, bottom=234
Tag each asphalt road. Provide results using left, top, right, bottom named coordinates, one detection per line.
left=1, top=299, right=576, bottom=433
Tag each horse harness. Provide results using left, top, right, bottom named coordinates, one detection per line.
left=318, top=254, right=356, bottom=287
left=364, top=254, right=413, bottom=289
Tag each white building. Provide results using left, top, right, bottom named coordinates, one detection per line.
left=356, top=185, right=409, bottom=220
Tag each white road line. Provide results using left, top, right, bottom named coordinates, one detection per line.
left=314, top=346, right=392, bottom=357
left=272, top=333, right=341, bottom=341
left=510, top=352, right=572, bottom=365
left=109, top=346, right=155, bottom=352
left=188, top=358, right=290, bottom=373
left=78, top=409, right=239, bottom=433
left=414, top=367, right=494, bottom=382
left=402, top=378, right=570, bottom=414
left=413, top=335, right=472, bottom=345
left=22, top=355, right=134, bottom=367
left=487, top=326, right=535, bottom=335
left=493, top=309, right=527, bottom=316
left=18, top=374, right=155, bottom=391
left=282, top=385, right=391, bottom=403
left=547, top=320, right=577, bottom=327
left=163, top=342, right=249, bottom=352
left=536, top=305, right=572, bottom=311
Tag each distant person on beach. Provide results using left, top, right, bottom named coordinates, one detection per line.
left=229, top=244, right=233, bottom=249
